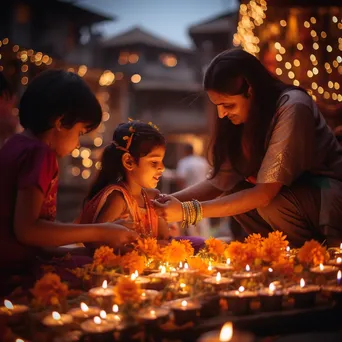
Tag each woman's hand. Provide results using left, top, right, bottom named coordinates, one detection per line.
left=151, top=195, right=183, bottom=222
left=102, top=222, right=139, bottom=247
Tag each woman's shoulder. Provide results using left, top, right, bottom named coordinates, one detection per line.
left=277, top=89, right=313, bottom=109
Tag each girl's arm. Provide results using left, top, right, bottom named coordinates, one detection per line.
left=170, top=180, right=223, bottom=202
left=95, top=191, right=127, bottom=223
left=14, top=186, right=137, bottom=247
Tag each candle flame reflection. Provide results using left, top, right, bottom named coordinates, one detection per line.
left=219, top=322, right=233, bottom=342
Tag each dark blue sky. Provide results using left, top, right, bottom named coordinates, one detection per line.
left=76, top=0, right=238, bottom=47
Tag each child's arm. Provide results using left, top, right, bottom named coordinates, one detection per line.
left=95, top=191, right=128, bottom=223
left=14, top=186, right=138, bottom=248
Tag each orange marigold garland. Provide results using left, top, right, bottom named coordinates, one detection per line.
left=121, top=250, right=145, bottom=274
left=113, top=277, right=142, bottom=305
left=31, top=273, right=68, bottom=307
left=297, top=240, right=328, bottom=266
left=161, top=240, right=188, bottom=265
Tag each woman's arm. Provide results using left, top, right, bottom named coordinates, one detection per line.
left=201, top=182, right=282, bottom=218
left=14, top=186, right=137, bottom=247
left=153, top=182, right=282, bottom=222
left=171, top=180, right=224, bottom=202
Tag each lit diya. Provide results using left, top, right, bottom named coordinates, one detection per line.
left=137, top=307, right=170, bottom=325
left=310, top=263, right=338, bottom=275
left=198, top=322, right=254, bottom=342
left=42, top=311, right=73, bottom=328
left=0, top=300, right=29, bottom=324
left=258, top=283, right=286, bottom=312
left=328, top=257, right=342, bottom=268
left=214, top=258, right=234, bottom=273
left=204, top=272, right=234, bottom=291
left=321, top=270, right=342, bottom=307
left=170, top=300, right=201, bottom=326
left=232, top=265, right=262, bottom=281
left=288, top=278, right=320, bottom=308
left=81, top=316, right=116, bottom=337
left=130, top=270, right=150, bottom=288
left=67, top=302, right=101, bottom=322
left=177, top=262, right=198, bottom=276
left=219, top=286, right=258, bottom=315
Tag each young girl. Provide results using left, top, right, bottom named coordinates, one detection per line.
left=78, top=121, right=205, bottom=250
left=78, top=121, right=169, bottom=240
left=0, top=70, right=138, bottom=295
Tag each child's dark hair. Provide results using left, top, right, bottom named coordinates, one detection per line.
left=19, top=69, right=102, bottom=134
left=87, top=121, right=165, bottom=200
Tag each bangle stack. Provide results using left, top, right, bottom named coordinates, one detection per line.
left=181, top=200, right=203, bottom=229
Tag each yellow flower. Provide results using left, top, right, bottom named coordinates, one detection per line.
left=114, top=276, right=142, bottom=305
left=178, top=239, right=194, bottom=258
left=161, top=240, right=188, bottom=265
left=31, top=273, right=68, bottom=306
left=205, top=237, right=226, bottom=257
left=297, top=240, right=327, bottom=266
left=92, top=246, right=118, bottom=269
left=121, top=251, right=145, bottom=274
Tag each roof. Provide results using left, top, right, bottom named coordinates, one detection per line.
left=103, top=26, right=194, bottom=54
left=188, top=10, right=238, bottom=35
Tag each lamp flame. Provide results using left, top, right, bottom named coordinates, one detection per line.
left=238, top=286, right=245, bottom=293
left=100, top=310, right=106, bottom=319
left=337, top=257, right=342, bottom=264
left=80, top=302, right=89, bottom=312
left=94, top=316, right=101, bottom=324
left=179, top=261, right=183, bottom=269
left=245, top=264, right=250, bottom=272
left=181, top=300, right=187, bottom=307
left=4, top=300, right=13, bottom=310
left=102, top=280, right=107, bottom=289
left=216, top=272, right=222, bottom=282
left=300, top=278, right=305, bottom=288
left=269, top=283, right=276, bottom=293
left=184, top=262, right=189, bottom=269
left=52, top=311, right=61, bottom=320
left=226, top=258, right=231, bottom=265
left=113, top=304, right=119, bottom=313
left=161, top=266, right=166, bottom=274
left=319, top=263, right=324, bottom=271
left=219, top=322, right=233, bottom=342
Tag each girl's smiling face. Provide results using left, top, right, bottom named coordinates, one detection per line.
left=129, top=145, right=166, bottom=189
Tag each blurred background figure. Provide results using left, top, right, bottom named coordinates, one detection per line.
left=175, top=143, right=210, bottom=237
left=0, top=72, right=17, bottom=148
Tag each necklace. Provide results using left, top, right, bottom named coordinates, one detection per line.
left=120, top=182, right=153, bottom=237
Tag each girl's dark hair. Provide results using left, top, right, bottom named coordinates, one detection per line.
left=87, top=121, right=165, bottom=200
left=204, top=48, right=305, bottom=178
left=19, top=69, right=102, bottom=134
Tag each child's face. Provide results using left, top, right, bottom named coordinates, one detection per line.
left=54, top=122, right=88, bottom=157
left=131, top=145, right=166, bottom=189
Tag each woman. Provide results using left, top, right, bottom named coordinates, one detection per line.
left=153, top=49, right=342, bottom=248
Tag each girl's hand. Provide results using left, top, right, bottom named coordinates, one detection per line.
left=151, top=196, right=183, bottom=222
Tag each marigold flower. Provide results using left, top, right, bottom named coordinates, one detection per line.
left=121, top=251, right=145, bottom=274
left=205, top=237, right=226, bottom=257
left=92, top=246, right=118, bottom=269
left=161, top=240, right=188, bottom=265
left=297, top=240, right=327, bottom=266
left=114, top=277, right=142, bottom=305
left=31, top=273, right=68, bottom=306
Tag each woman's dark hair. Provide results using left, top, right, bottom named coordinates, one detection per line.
left=19, top=69, right=102, bottom=134
left=204, top=48, right=305, bottom=178
left=87, top=121, right=165, bottom=200
left=0, top=72, right=13, bottom=100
